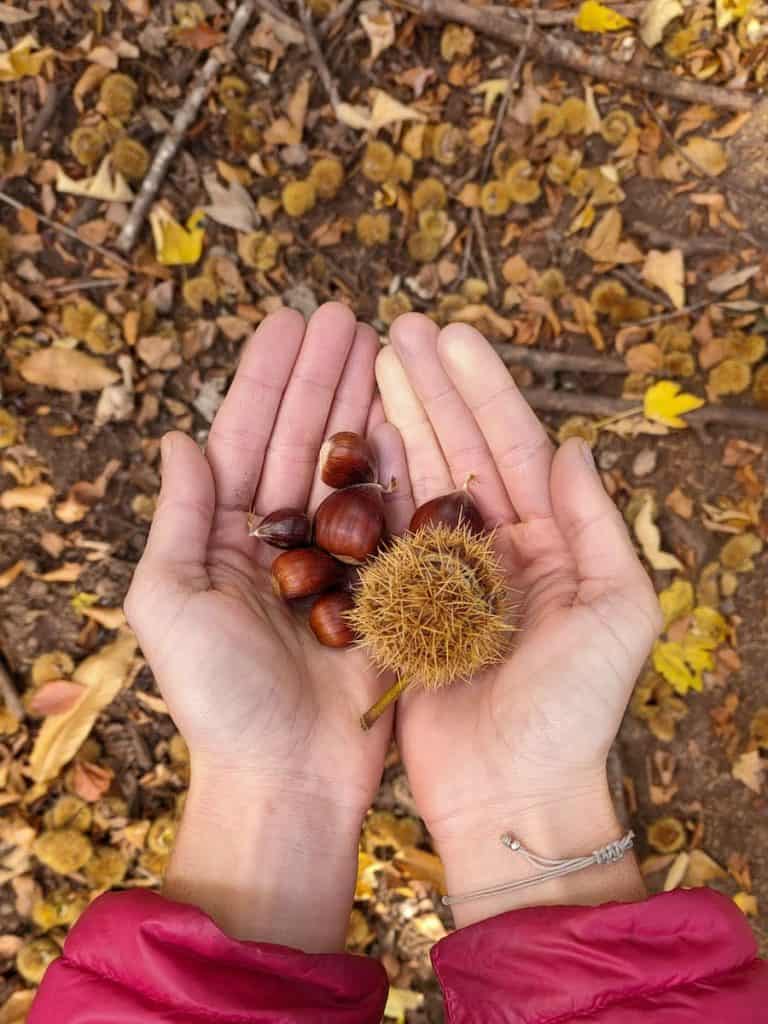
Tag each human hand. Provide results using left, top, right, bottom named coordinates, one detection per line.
left=375, top=314, right=662, bottom=926
left=124, top=303, right=397, bottom=950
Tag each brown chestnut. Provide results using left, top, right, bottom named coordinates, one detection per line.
left=314, top=484, right=385, bottom=565
left=248, top=508, right=312, bottom=549
left=409, top=488, right=484, bottom=534
left=271, top=547, right=345, bottom=600
left=319, top=431, right=377, bottom=489
left=309, top=591, right=356, bottom=647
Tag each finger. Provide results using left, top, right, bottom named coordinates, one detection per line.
left=390, top=314, right=514, bottom=526
left=206, top=308, right=306, bottom=513
left=437, top=323, right=554, bottom=521
left=550, top=438, right=659, bottom=600
left=307, top=322, right=379, bottom=511
left=375, top=346, right=452, bottom=507
left=125, top=432, right=214, bottom=633
left=370, top=422, right=414, bottom=534
left=255, top=302, right=357, bottom=514
left=366, top=395, right=385, bottom=435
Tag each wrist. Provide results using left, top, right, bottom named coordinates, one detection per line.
left=163, top=760, right=365, bottom=951
left=432, top=773, right=645, bottom=929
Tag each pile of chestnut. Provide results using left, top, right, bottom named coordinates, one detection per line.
left=251, top=431, right=483, bottom=648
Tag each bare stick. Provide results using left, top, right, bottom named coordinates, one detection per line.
left=631, top=221, right=733, bottom=255
left=487, top=1, right=646, bottom=25
left=471, top=208, right=499, bottom=298
left=0, top=660, right=24, bottom=722
left=255, top=0, right=303, bottom=31
left=116, top=0, right=256, bottom=254
left=361, top=677, right=411, bottom=730
left=396, top=0, right=754, bottom=111
left=25, top=81, right=61, bottom=150
left=521, top=388, right=768, bottom=431
left=299, top=0, right=342, bottom=110
left=0, top=190, right=133, bottom=272
left=629, top=298, right=713, bottom=326
left=612, top=266, right=674, bottom=310
left=493, top=345, right=635, bottom=376
left=322, top=0, right=358, bottom=34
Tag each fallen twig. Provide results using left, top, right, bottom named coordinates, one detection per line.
left=631, top=221, right=732, bottom=255
left=25, top=81, right=62, bottom=150
left=299, top=0, right=342, bottom=110
left=471, top=208, right=499, bottom=298
left=493, top=345, right=633, bottom=376
left=613, top=266, right=674, bottom=310
left=0, top=190, right=133, bottom=272
left=521, top=387, right=768, bottom=431
left=116, top=0, right=256, bottom=254
left=0, top=659, right=24, bottom=723
left=487, top=1, right=646, bottom=25
left=629, top=297, right=714, bottom=326
left=322, top=0, right=358, bottom=34
left=396, top=0, right=754, bottom=111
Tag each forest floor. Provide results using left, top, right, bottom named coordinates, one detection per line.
left=2, top=0, right=768, bottom=1020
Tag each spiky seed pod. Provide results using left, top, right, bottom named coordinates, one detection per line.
left=310, top=157, right=345, bottom=199
left=70, top=122, right=109, bottom=166
left=110, top=137, right=150, bottom=180
left=282, top=180, right=316, bottom=217
left=348, top=523, right=514, bottom=728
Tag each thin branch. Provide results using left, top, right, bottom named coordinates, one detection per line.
left=395, top=0, right=754, bottom=111
left=487, top=1, right=646, bottom=25
left=0, top=190, right=133, bottom=272
left=25, top=81, right=61, bottom=150
left=493, top=345, right=635, bottom=376
left=322, top=0, right=358, bottom=34
left=0, top=660, right=24, bottom=723
left=471, top=208, right=498, bottom=298
left=298, top=0, right=342, bottom=110
left=254, top=0, right=303, bottom=32
left=521, top=388, right=768, bottom=431
left=613, top=266, right=674, bottom=310
left=116, top=0, right=257, bottom=254
left=631, top=221, right=732, bottom=255
left=629, top=297, right=714, bottom=326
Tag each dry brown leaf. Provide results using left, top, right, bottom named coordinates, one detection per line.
left=56, top=156, right=134, bottom=202
left=684, top=849, right=728, bottom=886
left=394, top=846, right=446, bottom=893
left=28, top=631, right=138, bottom=782
left=264, top=75, right=310, bottom=145
left=19, top=348, right=119, bottom=393
left=0, top=989, right=36, bottom=1024
left=360, top=9, right=395, bottom=63
left=35, top=563, right=83, bottom=583
left=640, top=0, right=683, bottom=47
left=634, top=493, right=684, bottom=570
left=643, top=249, right=685, bottom=309
left=626, top=342, right=663, bottom=373
left=706, top=265, right=759, bottom=295
left=27, top=681, right=86, bottom=717
left=71, top=760, right=114, bottom=802
left=81, top=605, right=126, bottom=629
left=682, top=137, right=728, bottom=176
left=732, top=749, right=764, bottom=793
left=0, top=560, right=26, bottom=588
left=135, top=691, right=170, bottom=715
left=0, top=483, right=54, bottom=512
left=583, top=208, right=642, bottom=263
left=665, top=487, right=694, bottom=519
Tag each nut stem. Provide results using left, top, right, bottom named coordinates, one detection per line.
left=360, top=676, right=412, bottom=731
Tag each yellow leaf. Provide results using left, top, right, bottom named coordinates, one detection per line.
left=575, top=0, right=632, bottom=32
left=384, top=987, right=424, bottom=1024
left=733, top=891, right=758, bottom=916
left=149, top=206, right=205, bottom=265
left=642, top=248, right=685, bottom=309
left=716, top=0, right=750, bottom=30
left=659, top=579, right=694, bottom=627
left=0, top=35, right=55, bottom=82
left=0, top=483, right=55, bottom=512
left=653, top=640, right=702, bottom=695
left=583, top=208, right=643, bottom=263
left=568, top=202, right=596, bottom=235
left=394, top=846, right=446, bottom=893
left=354, top=850, right=383, bottom=901
left=634, top=494, right=683, bottom=571
left=644, top=380, right=705, bottom=428
left=682, top=137, right=728, bottom=176
left=640, top=0, right=683, bottom=47
left=336, top=90, right=426, bottom=134
left=56, top=156, right=134, bottom=202
left=29, top=631, right=137, bottom=782
left=472, top=78, right=509, bottom=116
left=0, top=409, right=18, bottom=448
left=691, top=605, right=728, bottom=647
left=19, top=347, right=119, bottom=393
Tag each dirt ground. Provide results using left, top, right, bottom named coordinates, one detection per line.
left=2, top=0, right=768, bottom=1019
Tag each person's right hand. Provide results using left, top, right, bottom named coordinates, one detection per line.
left=374, top=314, right=662, bottom=926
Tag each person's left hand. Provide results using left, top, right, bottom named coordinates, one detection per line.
left=125, top=303, right=401, bottom=950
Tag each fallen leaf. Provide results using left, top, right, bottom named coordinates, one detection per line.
left=0, top=409, right=18, bottom=448
left=583, top=208, right=642, bottom=263
left=135, top=691, right=170, bottom=715
left=27, top=681, right=86, bottom=717
left=28, top=631, right=138, bottom=782
left=81, top=606, right=126, bottom=629
left=732, top=749, right=764, bottom=793
left=384, top=987, right=424, bottom=1023
left=575, top=0, right=633, bottom=32
left=665, top=487, right=693, bottom=519
left=644, top=380, right=705, bottom=428
left=733, top=891, right=758, bottom=916
left=684, top=849, right=728, bottom=886
left=360, top=9, right=395, bottom=62
left=0, top=3, right=37, bottom=23
left=394, top=847, right=446, bottom=893
left=706, top=265, right=759, bottom=295
left=639, top=0, right=683, bottom=47
left=175, top=21, right=226, bottom=49
left=338, top=90, right=426, bottom=134
left=0, top=989, right=36, bottom=1024
left=0, top=483, right=54, bottom=512
left=0, top=560, right=26, bottom=589
left=716, top=0, right=750, bottom=29
left=0, top=35, right=54, bottom=81
left=682, top=137, right=728, bottom=176
left=202, top=173, right=258, bottom=232
left=264, top=75, right=311, bottom=145
left=472, top=78, right=509, bottom=116
left=71, top=760, right=114, bottom=801
left=634, top=494, right=684, bottom=571
left=642, top=249, right=685, bottom=309
left=149, top=207, right=205, bottom=265
left=19, top=348, right=119, bottom=392
left=56, top=156, right=134, bottom=203
left=35, top=563, right=83, bottom=583
left=659, top=579, right=694, bottom=627
left=653, top=640, right=706, bottom=694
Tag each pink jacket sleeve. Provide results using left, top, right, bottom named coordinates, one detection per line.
left=432, top=888, right=768, bottom=1023
left=29, top=891, right=389, bottom=1023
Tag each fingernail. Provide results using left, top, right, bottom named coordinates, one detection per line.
left=581, top=440, right=595, bottom=469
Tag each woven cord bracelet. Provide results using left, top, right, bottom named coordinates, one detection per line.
left=442, top=830, right=635, bottom=907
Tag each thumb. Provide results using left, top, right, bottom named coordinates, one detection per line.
left=125, top=432, right=214, bottom=638
left=550, top=438, right=658, bottom=603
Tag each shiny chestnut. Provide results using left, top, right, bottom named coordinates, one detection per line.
left=248, top=508, right=312, bottom=549
left=409, top=488, right=484, bottom=534
left=314, top=484, right=385, bottom=565
left=309, top=590, right=356, bottom=648
left=271, top=547, right=345, bottom=600
left=319, top=431, right=377, bottom=489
